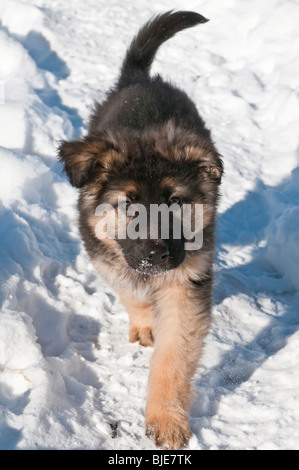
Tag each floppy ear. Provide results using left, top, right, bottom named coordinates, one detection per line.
left=199, top=153, right=223, bottom=183
left=159, top=124, right=224, bottom=183
left=58, top=139, right=107, bottom=188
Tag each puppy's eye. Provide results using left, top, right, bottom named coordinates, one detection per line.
left=125, top=194, right=136, bottom=207
left=118, top=196, right=135, bottom=213
left=168, top=196, right=182, bottom=206
left=124, top=195, right=140, bottom=217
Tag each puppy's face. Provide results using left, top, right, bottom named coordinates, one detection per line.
left=58, top=123, right=223, bottom=276
left=95, top=178, right=187, bottom=275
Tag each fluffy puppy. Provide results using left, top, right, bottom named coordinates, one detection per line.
left=59, top=11, right=223, bottom=449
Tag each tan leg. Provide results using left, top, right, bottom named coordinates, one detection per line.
left=145, top=283, right=211, bottom=449
left=118, top=292, right=155, bottom=347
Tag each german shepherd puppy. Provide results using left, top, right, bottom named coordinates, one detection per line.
left=59, top=11, right=223, bottom=449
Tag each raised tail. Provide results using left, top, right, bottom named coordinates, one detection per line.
left=118, top=11, right=208, bottom=89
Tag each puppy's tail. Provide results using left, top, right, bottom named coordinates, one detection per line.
left=118, top=10, right=208, bottom=89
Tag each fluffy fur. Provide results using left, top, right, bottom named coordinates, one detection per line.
left=58, top=11, right=223, bottom=449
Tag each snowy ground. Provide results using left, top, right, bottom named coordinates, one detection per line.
left=0, top=0, right=299, bottom=450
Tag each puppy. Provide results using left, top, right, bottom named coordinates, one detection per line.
left=59, top=11, right=223, bottom=449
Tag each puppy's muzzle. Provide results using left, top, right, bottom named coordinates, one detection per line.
left=145, top=240, right=170, bottom=266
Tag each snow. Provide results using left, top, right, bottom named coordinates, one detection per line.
left=0, top=0, right=299, bottom=450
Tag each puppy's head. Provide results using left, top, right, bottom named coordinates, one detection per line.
left=58, top=123, right=223, bottom=276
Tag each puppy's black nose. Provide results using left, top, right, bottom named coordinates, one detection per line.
left=147, top=243, right=170, bottom=265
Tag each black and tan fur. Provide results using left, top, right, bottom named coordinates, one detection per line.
left=58, top=11, right=223, bottom=449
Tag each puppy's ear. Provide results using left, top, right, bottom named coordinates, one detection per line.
left=199, top=154, right=223, bottom=183
left=58, top=139, right=106, bottom=188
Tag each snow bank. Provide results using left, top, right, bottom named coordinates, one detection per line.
left=263, top=168, right=299, bottom=291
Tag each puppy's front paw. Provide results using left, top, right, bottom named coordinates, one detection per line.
left=146, top=411, right=191, bottom=449
left=129, top=326, right=154, bottom=347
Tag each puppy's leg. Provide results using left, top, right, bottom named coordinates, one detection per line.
left=146, top=280, right=211, bottom=449
left=118, top=292, right=155, bottom=347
